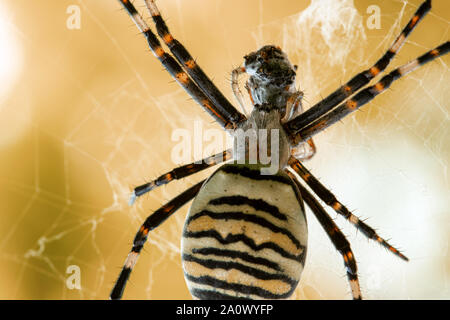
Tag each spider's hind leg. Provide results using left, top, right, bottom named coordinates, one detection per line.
left=289, top=157, right=408, bottom=261
left=111, top=179, right=205, bottom=300
left=287, top=171, right=362, bottom=300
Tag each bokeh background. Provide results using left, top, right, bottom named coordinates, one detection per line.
left=0, top=0, right=448, bottom=299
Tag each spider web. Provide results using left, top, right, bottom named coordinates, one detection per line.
left=0, top=0, right=448, bottom=299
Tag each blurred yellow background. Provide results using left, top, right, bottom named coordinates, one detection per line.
left=0, top=0, right=448, bottom=299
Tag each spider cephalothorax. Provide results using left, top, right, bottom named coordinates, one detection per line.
left=244, top=45, right=298, bottom=110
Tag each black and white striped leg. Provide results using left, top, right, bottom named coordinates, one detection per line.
left=287, top=171, right=362, bottom=300
left=285, top=0, right=432, bottom=134
left=288, top=157, right=408, bottom=260
left=292, top=41, right=450, bottom=144
left=117, top=0, right=244, bottom=129
left=129, top=149, right=232, bottom=205
left=110, top=179, right=205, bottom=300
left=143, top=0, right=246, bottom=125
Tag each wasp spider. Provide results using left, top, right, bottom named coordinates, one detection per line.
left=111, top=0, right=449, bottom=300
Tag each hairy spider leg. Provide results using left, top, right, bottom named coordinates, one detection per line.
left=110, top=179, right=206, bottom=300
left=293, top=42, right=449, bottom=143
left=118, top=0, right=242, bottom=129
left=129, top=149, right=232, bottom=205
left=231, top=66, right=247, bottom=115
left=288, top=157, right=408, bottom=260
left=143, top=0, right=246, bottom=125
left=285, top=92, right=317, bottom=160
left=288, top=172, right=362, bottom=300
left=285, top=0, right=432, bottom=135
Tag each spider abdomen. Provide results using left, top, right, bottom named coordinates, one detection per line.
left=181, top=164, right=308, bottom=299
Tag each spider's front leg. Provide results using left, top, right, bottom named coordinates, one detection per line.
left=282, top=91, right=317, bottom=161
left=284, top=0, right=433, bottom=135
left=143, top=0, right=242, bottom=120
left=291, top=42, right=449, bottom=143
left=118, top=0, right=246, bottom=129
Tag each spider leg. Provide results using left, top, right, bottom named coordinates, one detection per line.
left=129, top=149, right=232, bottom=205
left=143, top=0, right=246, bottom=125
left=110, top=179, right=206, bottom=300
left=303, top=139, right=317, bottom=160
left=287, top=170, right=362, bottom=300
left=117, top=0, right=244, bottom=129
left=284, top=92, right=317, bottom=160
left=291, top=41, right=450, bottom=144
left=288, top=157, right=408, bottom=260
left=231, top=66, right=247, bottom=115
left=285, top=0, right=432, bottom=134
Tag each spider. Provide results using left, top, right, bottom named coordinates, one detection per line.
left=111, top=0, right=449, bottom=300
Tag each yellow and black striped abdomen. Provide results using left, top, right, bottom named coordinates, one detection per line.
left=182, top=164, right=307, bottom=299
